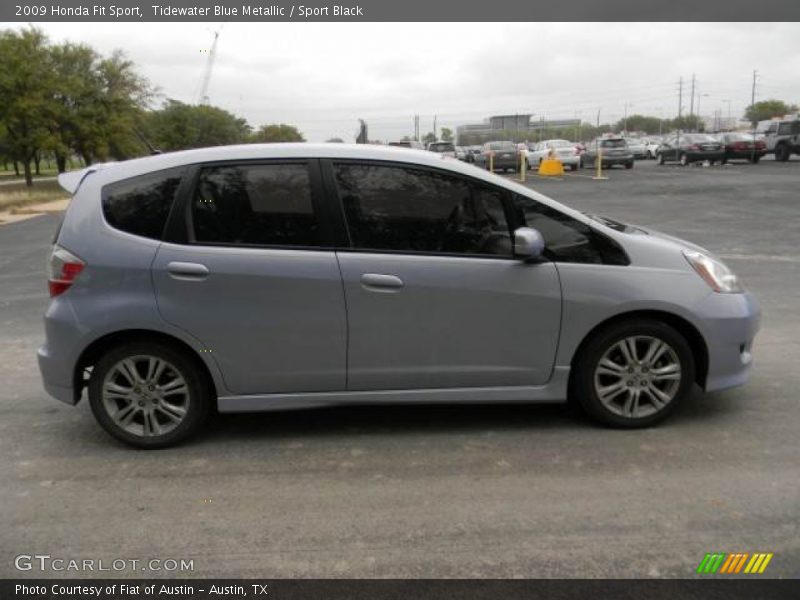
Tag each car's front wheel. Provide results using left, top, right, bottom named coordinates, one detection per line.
left=571, top=319, right=695, bottom=428
left=657, top=152, right=665, bottom=165
left=88, top=342, right=212, bottom=448
left=679, top=153, right=690, bottom=166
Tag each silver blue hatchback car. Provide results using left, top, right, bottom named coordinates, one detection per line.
left=39, top=144, right=760, bottom=448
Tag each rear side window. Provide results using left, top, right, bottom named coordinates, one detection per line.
left=191, top=163, right=320, bottom=247
left=333, top=163, right=512, bottom=256
left=513, top=194, right=628, bottom=265
left=102, top=167, right=185, bottom=240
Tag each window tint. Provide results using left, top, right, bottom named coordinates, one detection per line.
left=102, top=167, right=185, bottom=240
left=191, top=163, right=319, bottom=247
left=777, top=122, right=794, bottom=135
left=334, top=163, right=512, bottom=256
left=601, top=139, right=627, bottom=148
left=513, top=194, right=628, bottom=265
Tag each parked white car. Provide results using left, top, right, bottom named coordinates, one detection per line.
left=527, top=139, right=581, bottom=171
left=642, top=137, right=663, bottom=159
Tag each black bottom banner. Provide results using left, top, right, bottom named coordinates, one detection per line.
left=2, top=579, right=799, bottom=600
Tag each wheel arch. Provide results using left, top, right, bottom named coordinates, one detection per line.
left=569, top=309, right=709, bottom=389
left=73, top=329, right=219, bottom=404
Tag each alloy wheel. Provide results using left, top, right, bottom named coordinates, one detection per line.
left=101, top=355, right=190, bottom=437
left=593, top=336, right=682, bottom=419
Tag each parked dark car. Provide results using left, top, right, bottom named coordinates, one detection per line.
left=475, top=141, right=518, bottom=172
left=717, top=132, right=767, bottom=163
left=656, top=133, right=725, bottom=165
left=580, top=137, right=634, bottom=169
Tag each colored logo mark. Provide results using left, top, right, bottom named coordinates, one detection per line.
left=696, top=552, right=773, bottom=574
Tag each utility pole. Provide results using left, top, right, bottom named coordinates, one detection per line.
left=678, top=77, right=683, bottom=118
left=689, top=73, right=696, bottom=117
left=751, top=70, right=758, bottom=108
left=433, top=115, right=437, bottom=142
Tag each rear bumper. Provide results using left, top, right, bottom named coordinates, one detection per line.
left=698, top=291, right=761, bottom=392
left=685, top=151, right=725, bottom=162
left=38, top=343, right=77, bottom=405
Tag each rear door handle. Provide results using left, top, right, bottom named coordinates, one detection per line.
left=360, top=273, right=404, bottom=290
left=167, top=261, right=209, bottom=280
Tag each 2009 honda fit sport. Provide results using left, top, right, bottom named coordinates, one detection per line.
left=39, top=144, right=760, bottom=447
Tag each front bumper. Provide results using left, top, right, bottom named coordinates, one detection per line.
left=697, top=291, right=761, bottom=392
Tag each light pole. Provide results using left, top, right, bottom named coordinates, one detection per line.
left=697, top=93, right=710, bottom=131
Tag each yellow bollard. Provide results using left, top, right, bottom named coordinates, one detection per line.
left=519, top=152, right=526, bottom=182
left=489, top=152, right=494, bottom=173
left=593, top=143, right=608, bottom=180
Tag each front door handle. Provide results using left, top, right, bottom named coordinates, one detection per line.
left=361, top=273, right=404, bottom=290
left=167, top=261, right=209, bottom=280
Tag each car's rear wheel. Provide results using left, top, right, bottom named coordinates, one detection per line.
left=571, top=319, right=695, bottom=428
left=774, top=143, right=790, bottom=162
left=88, top=342, right=212, bottom=448
left=569, top=163, right=578, bottom=171
left=749, top=155, right=760, bottom=164
left=657, top=152, right=665, bottom=165
left=679, top=153, right=689, bottom=166
left=625, top=161, right=634, bottom=169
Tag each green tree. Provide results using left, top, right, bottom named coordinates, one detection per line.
left=744, top=99, right=798, bottom=124
left=422, top=131, right=436, bottom=144
left=249, top=124, right=305, bottom=143
left=614, top=114, right=666, bottom=135
left=440, top=127, right=453, bottom=142
left=0, top=28, right=56, bottom=186
left=326, top=137, right=344, bottom=143
left=669, top=114, right=704, bottom=132
left=143, top=100, right=251, bottom=151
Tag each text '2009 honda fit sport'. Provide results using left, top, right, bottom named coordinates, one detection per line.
left=38, top=144, right=760, bottom=448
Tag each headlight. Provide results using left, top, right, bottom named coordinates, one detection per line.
left=683, top=250, right=743, bottom=293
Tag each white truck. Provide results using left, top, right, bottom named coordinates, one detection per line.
left=755, top=115, right=800, bottom=162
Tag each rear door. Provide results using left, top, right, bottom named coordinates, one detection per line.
left=152, top=160, right=347, bottom=396
left=325, top=160, right=562, bottom=391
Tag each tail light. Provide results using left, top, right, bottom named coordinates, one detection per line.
left=47, top=245, right=85, bottom=297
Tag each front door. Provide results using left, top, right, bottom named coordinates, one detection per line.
left=327, top=160, right=562, bottom=391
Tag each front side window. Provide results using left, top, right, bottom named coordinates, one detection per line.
left=102, top=167, right=185, bottom=240
left=333, top=163, right=512, bottom=256
left=514, top=194, right=628, bottom=265
left=191, top=163, right=320, bottom=247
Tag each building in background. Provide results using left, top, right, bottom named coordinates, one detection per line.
left=456, top=115, right=581, bottom=145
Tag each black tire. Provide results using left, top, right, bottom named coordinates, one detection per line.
left=88, top=342, right=213, bottom=448
left=625, top=161, right=634, bottom=169
left=721, top=157, right=728, bottom=165
left=749, top=155, right=761, bottom=164
left=569, top=163, right=578, bottom=172
left=774, top=144, right=790, bottom=162
left=679, top=153, right=689, bottom=166
left=657, top=152, right=665, bottom=165
left=570, top=318, right=695, bottom=428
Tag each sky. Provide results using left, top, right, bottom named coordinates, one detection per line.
left=7, top=22, right=800, bottom=142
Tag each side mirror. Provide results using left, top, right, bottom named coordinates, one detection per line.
left=513, top=227, right=545, bottom=261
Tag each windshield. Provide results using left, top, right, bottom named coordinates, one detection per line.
left=546, top=140, right=572, bottom=148
left=429, top=143, right=455, bottom=152
left=487, top=142, right=515, bottom=151
left=600, top=139, right=627, bottom=148
left=684, top=134, right=716, bottom=143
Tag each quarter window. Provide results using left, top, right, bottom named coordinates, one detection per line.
left=191, top=163, right=320, bottom=247
left=334, top=163, right=512, bottom=256
left=102, top=167, right=185, bottom=240
left=514, top=194, right=628, bottom=265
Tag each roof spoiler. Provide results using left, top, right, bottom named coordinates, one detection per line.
left=57, top=166, right=99, bottom=195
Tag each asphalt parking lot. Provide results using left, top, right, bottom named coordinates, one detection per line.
left=1, top=158, right=798, bottom=579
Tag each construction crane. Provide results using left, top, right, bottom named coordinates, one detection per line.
left=198, top=29, right=221, bottom=105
